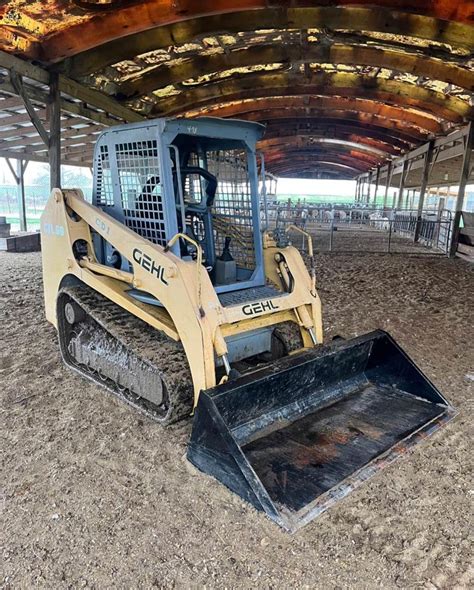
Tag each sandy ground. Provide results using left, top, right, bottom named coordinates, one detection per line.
left=1, top=252, right=473, bottom=589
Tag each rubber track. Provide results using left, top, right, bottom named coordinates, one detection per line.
left=59, top=285, right=193, bottom=425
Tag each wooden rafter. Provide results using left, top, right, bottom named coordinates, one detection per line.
left=261, top=125, right=407, bottom=153
left=0, top=50, right=144, bottom=125
left=187, top=96, right=445, bottom=135
left=48, top=6, right=474, bottom=73
left=150, top=71, right=472, bottom=122
left=258, top=136, right=391, bottom=158
left=114, top=42, right=474, bottom=100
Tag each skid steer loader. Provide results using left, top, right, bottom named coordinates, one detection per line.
left=41, top=117, right=455, bottom=531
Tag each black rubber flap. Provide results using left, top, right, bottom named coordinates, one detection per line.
left=187, top=330, right=455, bottom=531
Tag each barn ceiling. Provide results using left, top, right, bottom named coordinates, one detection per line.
left=0, top=0, right=473, bottom=179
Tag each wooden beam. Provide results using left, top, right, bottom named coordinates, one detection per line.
left=258, top=136, right=389, bottom=158
left=9, top=71, right=49, bottom=146
left=5, top=157, right=19, bottom=183
left=187, top=96, right=445, bottom=135
left=0, top=115, right=103, bottom=139
left=57, top=75, right=144, bottom=123
left=152, top=71, right=472, bottom=122
left=268, top=160, right=360, bottom=172
left=115, top=42, right=474, bottom=100
left=263, top=145, right=379, bottom=165
left=0, top=96, right=28, bottom=110
left=0, top=77, right=132, bottom=128
left=0, top=50, right=144, bottom=124
left=0, top=149, right=91, bottom=166
left=48, top=72, right=61, bottom=190
left=0, top=109, right=47, bottom=129
left=54, top=7, right=474, bottom=76
left=0, top=123, right=103, bottom=149
left=235, top=109, right=434, bottom=141
left=262, top=120, right=415, bottom=149
left=263, top=151, right=372, bottom=172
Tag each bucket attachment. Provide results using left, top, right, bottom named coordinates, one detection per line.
left=188, top=330, right=455, bottom=532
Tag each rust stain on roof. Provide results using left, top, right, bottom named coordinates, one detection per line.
left=0, top=0, right=473, bottom=178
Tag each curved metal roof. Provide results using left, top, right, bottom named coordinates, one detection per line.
left=1, top=0, right=473, bottom=178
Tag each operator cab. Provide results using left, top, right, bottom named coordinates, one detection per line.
left=91, top=117, right=267, bottom=297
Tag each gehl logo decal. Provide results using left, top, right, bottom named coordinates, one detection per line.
left=242, top=300, right=279, bottom=316
left=132, top=248, right=168, bottom=285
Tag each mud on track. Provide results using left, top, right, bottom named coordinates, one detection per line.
left=1, top=252, right=473, bottom=589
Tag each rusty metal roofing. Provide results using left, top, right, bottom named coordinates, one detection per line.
left=1, top=0, right=473, bottom=178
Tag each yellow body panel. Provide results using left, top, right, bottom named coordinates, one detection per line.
left=41, top=189, right=323, bottom=407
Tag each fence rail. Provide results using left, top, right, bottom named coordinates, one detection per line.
left=265, top=205, right=453, bottom=255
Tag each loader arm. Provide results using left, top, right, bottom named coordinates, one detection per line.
left=42, top=188, right=224, bottom=399
left=41, top=189, right=323, bottom=405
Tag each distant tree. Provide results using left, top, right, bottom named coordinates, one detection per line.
left=31, top=165, right=50, bottom=188
left=31, top=165, right=92, bottom=198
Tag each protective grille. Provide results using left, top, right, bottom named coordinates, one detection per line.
left=208, top=150, right=255, bottom=269
left=95, top=145, right=114, bottom=206
left=115, top=140, right=166, bottom=246
left=184, top=171, right=204, bottom=202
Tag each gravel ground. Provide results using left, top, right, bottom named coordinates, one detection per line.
left=1, top=251, right=473, bottom=589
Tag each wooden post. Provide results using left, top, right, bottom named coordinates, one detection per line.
left=397, top=159, right=409, bottom=210
left=48, top=72, right=61, bottom=190
left=6, top=158, right=28, bottom=231
left=367, top=171, right=372, bottom=205
left=414, top=141, right=434, bottom=242
left=382, top=161, right=392, bottom=211
left=449, top=122, right=473, bottom=257
left=373, top=166, right=380, bottom=207
left=405, top=189, right=410, bottom=210
left=17, top=159, right=27, bottom=231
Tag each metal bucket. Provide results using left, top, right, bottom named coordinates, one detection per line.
left=188, top=330, right=455, bottom=532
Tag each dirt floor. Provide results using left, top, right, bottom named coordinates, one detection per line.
left=1, top=252, right=473, bottom=589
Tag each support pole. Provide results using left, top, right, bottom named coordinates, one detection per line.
left=17, top=159, right=27, bottom=231
left=367, top=171, right=372, bottom=205
left=355, top=178, right=360, bottom=203
left=373, top=166, right=381, bottom=207
left=383, top=161, right=393, bottom=211
left=405, top=189, right=410, bottom=210
left=449, top=122, right=473, bottom=257
left=414, top=141, right=434, bottom=242
left=6, top=158, right=28, bottom=232
left=48, top=72, right=61, bottom=190
left=397, top=159, right=409, bottom=210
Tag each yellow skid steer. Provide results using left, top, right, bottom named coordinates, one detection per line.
left=41, top=117, right=454, bottom=531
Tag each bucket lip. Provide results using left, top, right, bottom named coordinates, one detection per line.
left=203, top=329, right=392, bottom=400
left=277, top=404, right=458, bottom=533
